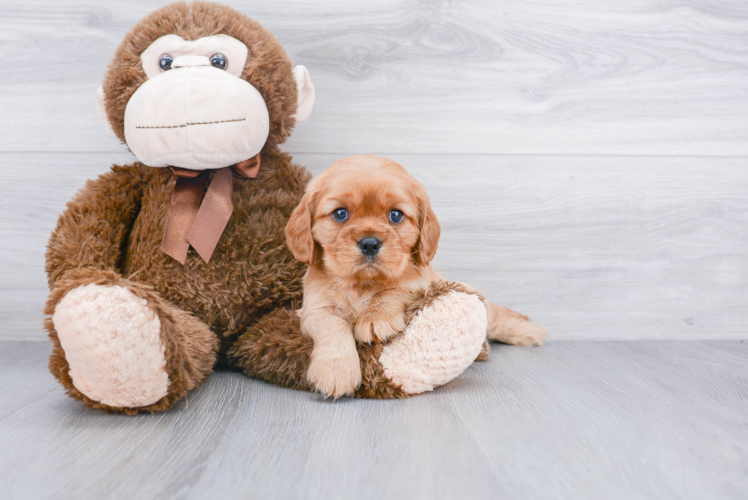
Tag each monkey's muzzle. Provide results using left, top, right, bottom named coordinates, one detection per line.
left=124, top=63, right=270, bottom=170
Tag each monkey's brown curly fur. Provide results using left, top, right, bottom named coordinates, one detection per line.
left=45, top=2, right=433, bottom=414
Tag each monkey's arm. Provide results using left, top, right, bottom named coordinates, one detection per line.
left=46, top=164, right=144, bottom=287
left=44, top=165, right=220, bottom=414
left=227, top=281, right=488, bottom=399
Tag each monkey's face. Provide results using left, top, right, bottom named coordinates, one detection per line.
left=97, top=3, right=315, bottom=171
left=123, top=34, right=272, bottom=170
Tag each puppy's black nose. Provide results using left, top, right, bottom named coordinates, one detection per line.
left=358, top=237, right=382, bottom=257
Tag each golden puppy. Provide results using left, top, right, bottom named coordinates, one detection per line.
left=285, top=155, right=547, bottom=398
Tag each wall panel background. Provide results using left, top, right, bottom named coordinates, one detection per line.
left=1, top=0, right=746, bottom=340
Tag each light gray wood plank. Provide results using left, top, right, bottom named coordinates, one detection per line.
left=0, top=341, right=57, bottom=421
left=0, top=340, right=746, bottom=499
left=2, top=152, right=746, bottom=341
left=1, top=0, right=747, bottom=155
left=447, top=340, right=748, bottom=500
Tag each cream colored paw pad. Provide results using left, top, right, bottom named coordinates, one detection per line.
left=379, top=292, right=487, bottom=394
left=53, top=284, right=169, bottom=408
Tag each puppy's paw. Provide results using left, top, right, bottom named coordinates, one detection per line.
left=499, top=321, right=549, bottom=346
left=354, top=311, right=406, bottom=344
left=307, top=347, right=362, bottom=399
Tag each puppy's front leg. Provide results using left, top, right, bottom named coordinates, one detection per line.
left=354, top=292, right=408, bottom=344
left=302, top=311, right=362, bottom=398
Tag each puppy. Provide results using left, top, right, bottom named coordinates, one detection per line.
left=285, top=155, right=547, bottom=398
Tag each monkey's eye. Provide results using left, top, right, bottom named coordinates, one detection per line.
left=332, top=208, right=349, bottom=223
left=389, top=209, right=404, bottom=224
left=210, top=53, right=228, bottom=70
left=159, top=54, right=173, bottom=71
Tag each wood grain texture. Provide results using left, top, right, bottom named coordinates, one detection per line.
left=1, top=0, right=747, bottom=154
left=1, top=1, right=747, bottom=341
left=0, top=153, right=748, bottom=339
left=0, top=339, right=746, bottom=499
left=2, top=2, right=746, bottom=497
left=2, top=152, right=746, bottom=341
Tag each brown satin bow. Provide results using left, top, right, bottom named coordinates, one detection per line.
left=161, top=155, right=261, bottom=264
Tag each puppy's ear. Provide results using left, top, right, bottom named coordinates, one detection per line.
left=415, top=194, right=441, bottom=265
left=285, top=192, right=315, bottom=263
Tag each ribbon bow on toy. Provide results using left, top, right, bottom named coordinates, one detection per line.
left=161, top=155, right=261, bottom=264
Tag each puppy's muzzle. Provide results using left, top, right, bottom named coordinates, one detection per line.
left=358, top=237, right=382, bottom=257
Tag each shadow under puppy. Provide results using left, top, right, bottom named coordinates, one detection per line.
left=285, top=154, right=548, bottom=398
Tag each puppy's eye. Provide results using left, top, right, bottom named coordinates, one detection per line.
left=389, top=209, right=404, bottom=224
left=210, top=53, right=228, bottom=70
left=159, top=54, right=173, bottom=71
left=332, top=208, right=349, bottom=222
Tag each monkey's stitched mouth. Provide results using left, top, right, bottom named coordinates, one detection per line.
left=135, top=118, right=246, bottom=129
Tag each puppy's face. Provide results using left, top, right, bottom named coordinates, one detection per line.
left=286, top=155, right=440, bottom=286
left=311, top=164, right=419, bottom=283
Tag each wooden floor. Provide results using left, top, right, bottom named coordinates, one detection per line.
left=1, top=339, right=746, bottom=499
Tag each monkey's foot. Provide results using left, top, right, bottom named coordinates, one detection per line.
left=52, top=284, right=170, bottom=408
left=378, top=285, right=487, bottom=395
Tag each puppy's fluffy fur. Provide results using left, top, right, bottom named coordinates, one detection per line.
left=286, top=155, right=547, bottom=398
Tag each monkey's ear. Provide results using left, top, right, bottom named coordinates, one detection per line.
left=292, top=65, right=315, bottom=122
left=95, top=86, right=118, bottom=138
left=285, top=192, right=315, bottom=263
left=416, top=194, right=441, bottom=265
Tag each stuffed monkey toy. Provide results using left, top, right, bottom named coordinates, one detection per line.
left=44, top=2, right=545, bottom=415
